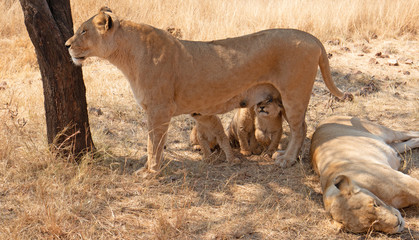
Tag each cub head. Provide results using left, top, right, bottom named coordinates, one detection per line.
left=254, top=96, right=283, bottom=118
left=325, top=175, right=404, bottom=234
left=65, top=7, right=119, bottom=65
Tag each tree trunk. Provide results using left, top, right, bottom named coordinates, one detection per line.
left=19, top=0, right=94, bottom=160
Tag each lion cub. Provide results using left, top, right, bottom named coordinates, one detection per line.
left=228, top=97, right=284, bottom=157
left=191, top=114, right=239, bottom=163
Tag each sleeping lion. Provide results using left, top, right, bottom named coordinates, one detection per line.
left=227, top=96, right=285, bottom=157
left=310, top=116, right=419, bottom=233
left=65, top=7, right=348, bottom=175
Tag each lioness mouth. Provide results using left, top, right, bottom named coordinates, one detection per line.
left=75, top=57, right=85, bottom=60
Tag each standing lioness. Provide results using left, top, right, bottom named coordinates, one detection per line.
left=310, top=116, right=419, bottom=233
left=66, top=7, right=347, bottom=175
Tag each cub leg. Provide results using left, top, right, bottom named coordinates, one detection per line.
left=190, top=125, right=202, bottom=151
left=194, top=115, right=239, bottom=163
left=217, top=131, right=240, bottom=163
left=196, top=130, right=213, bottom=161
left=249, top=132, right=262, bottom=155
left=265, top=127, right=283, bottom=157
left=238, top=128, right=252, bottom=156
left=209, top=115, right=240, bottom=163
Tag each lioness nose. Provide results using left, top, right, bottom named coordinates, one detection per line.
left=65, top=41, right=71, bottom=49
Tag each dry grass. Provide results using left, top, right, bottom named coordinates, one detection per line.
left=1, top=0, right=419, bottom=239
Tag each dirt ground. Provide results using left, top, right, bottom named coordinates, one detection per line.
left=0, top=37, right=418, bottom=239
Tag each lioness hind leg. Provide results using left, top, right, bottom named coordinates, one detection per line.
left=358, top=119, right=419, bottom=143
left=390, top=138, right=419, bottom=153
left=274, top=119, right=306, bottom=167
left=369, top=123, right=419, bottom=152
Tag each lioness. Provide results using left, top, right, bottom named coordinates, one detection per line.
left=191, top=114, right=239, bottom=163
left=228, top=97, right=284, bottom=157
left=66, top=7, right=347, bottom=175
left=310, top=116, right=419, bottom=233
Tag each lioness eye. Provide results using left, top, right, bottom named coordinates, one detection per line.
left=81, top=29, right=87, bottom=35
left=373, top=201, right=379, bottom=208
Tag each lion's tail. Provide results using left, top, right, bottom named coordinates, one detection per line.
left=318, top=44, right=345, bottom=100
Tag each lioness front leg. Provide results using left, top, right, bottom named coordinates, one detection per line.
left=274, top=113, right=306, bottom=168
left=138, top=109, right=173, bottom=176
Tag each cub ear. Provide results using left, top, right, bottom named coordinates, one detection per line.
left=99, top=6, right=112, bottom=13
left=94, top=11, right=113, bottom=33
left=334, top=175, right=356, bottom=195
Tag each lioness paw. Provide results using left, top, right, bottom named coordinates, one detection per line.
left=273, top=152, right=296, bottom=168
left=134, top=167, right=158, bottom=179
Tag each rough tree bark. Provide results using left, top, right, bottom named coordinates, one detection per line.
left=19, top=0, right=94, bottom=159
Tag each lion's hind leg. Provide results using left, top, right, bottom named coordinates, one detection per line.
left=390, top=137, right=419, bottom=153
left=358, top=118, right=419, bottom=144
left=373, top=125, right=419, bottom=152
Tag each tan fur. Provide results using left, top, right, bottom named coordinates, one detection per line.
left=227, top=108, right=258, bottom=156
left=190, top=124, right=213, bottom=152
left=65, top=7, right=346, bottom=175
left=310, top=116, right=419, bottom=233
left=228, top=97, right=284, bottom=157
left=254, top=98, right=285, bottom=157
left=191, top=114, right=239, bottom=163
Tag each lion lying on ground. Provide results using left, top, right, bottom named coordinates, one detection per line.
left=65, top=7, right=347, bottom=175
left=310, top=116, right=419, bottom=233
left=227, top=96, right=285, bottom=157
left=191, top=114, right=239, bottom=163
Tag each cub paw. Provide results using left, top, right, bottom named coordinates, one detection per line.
left=240, top=149, right=252, bottom=156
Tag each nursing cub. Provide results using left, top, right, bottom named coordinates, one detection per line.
left=227, top=97, right=285, bottom=157
left=310, top=116, right=419, bottom=234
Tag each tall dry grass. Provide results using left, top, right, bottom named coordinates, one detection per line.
left=1, top=0, right=418, bottom=76
left=1, top=0, right=419, bottom=239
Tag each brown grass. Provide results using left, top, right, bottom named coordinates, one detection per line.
left=1, top=0, right=419, bottom=239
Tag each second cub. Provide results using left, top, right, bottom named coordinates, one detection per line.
left=228, top=97, right=285, bottom=157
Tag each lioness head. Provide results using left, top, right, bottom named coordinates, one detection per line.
left=65, top=7, right=119, bottom=65
left=325, top=175, right=404, bottom=234
left=254, top=96, right=282, bottom=118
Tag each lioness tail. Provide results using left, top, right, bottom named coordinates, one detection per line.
left=318, top=44, right=345, bottom=99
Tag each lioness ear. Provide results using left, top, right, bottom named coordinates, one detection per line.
left=334, top=175, right=355, bottom=195
left=94, top=11, right=113, bottom=33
